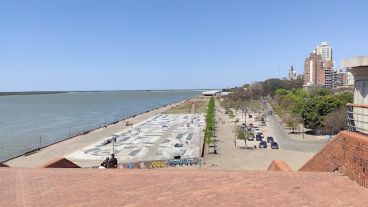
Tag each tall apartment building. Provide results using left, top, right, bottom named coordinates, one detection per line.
left=315, top=41, right=333, bottom=63
left=304, top=41, right=336, bottom=88
left=288, top=66, right=297, bottom=80
left=303, top=53, right=325, bottom=86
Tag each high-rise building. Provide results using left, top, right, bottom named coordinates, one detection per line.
left=325, top=68, right=332, bottom=88
left=303, top=53, right=325, bottom=87
left=304, top=41, right=335, bottom=88
left=332, top=70, right=338, bottom=88
left=315, top=41, right=333, bottom=62
left=288, top=66, right=297, bottom=80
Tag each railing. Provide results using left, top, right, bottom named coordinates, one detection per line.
left=347, top=103, right=368, bottom=134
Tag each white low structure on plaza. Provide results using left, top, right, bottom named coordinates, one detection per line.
left=67, top=114, right=204, bottom=167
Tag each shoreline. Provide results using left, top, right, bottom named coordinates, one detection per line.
left=4, top=96, right=199, bottom=167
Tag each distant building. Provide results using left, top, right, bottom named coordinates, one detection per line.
left=325, top=68, right=332, bottom=88
left=304, top=41, right=336, bottom=88
left=202, top=90, right=221, bottom=96
left=346, top=71, right=354, bottom=86
left=315, top=41, right=333, bottom=63
left=303, top=53, right=325, bottom=87
left=297, top=74, right=304, bottom=80
left=337, top=70, right=348, bottom=86
left=288, top=66, right=297, bottom=80
left=332, top=69, right=338, bottom=88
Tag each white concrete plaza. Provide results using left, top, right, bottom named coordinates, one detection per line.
left=67, top=114, right=204, bottom=167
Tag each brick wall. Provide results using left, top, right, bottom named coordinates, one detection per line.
left=41, top=158, right=80, bottom=168
left=267, top=160, right=292, bottom=171
left=299, top=130, right=368, bottom=188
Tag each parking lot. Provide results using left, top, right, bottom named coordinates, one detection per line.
left=67, top=114, right=204, bottom=167
left=235, top=114, right=280, bottom=150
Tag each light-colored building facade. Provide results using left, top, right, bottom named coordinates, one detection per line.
left=288, top=66, right=297, bottom=80
left=346, top=71, right=354, bottom=86
left=315, top=41, right=333, bottom=62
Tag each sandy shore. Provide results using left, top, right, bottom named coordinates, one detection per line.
left=5, top=98, right=196, bottom=168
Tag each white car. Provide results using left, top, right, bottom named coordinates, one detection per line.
left=254, top=128, right=260, bottom=133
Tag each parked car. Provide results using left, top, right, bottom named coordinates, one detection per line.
left=241, top=123, right=247, bottom=130
left=175, top=143, right=184, bottom=147
left=259, top=141, right=268, bottom=148
left=254, top=128, right=260, bottom=133
left=248, top=136, right=254, bottom=141
left=266, top=136, right=274, bottom=143
left=261, top=121, right=266, bottom=126
left=254, top=117, right=259, bottom=121
left=248, top=114, right=253, bottom=118
left=268, top=110, right=273, bottom=115
left=271, top=142, right=279, bottom=149
left=256, top=134, right=263, bottom=141
left=249, top=123, right=254, bottom=128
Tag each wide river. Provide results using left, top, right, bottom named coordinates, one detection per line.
left=0, top=90, right=200, bottom=162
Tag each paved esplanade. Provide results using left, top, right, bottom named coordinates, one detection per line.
left=203, top=101, right=327, bottom=170
left=4, top=101, right=191, bottom=168
left=67, top=114, right=204, bottom=167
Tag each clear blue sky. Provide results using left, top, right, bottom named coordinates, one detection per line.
left=1, top=0, right=368, bottom=91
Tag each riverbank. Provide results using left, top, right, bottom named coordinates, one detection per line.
left=4, top=97, right=198, bottom=167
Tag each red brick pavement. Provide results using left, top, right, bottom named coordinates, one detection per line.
left=1, top=168, right=368, bottom=207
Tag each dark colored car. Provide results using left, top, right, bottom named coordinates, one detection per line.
left=175, top=143, right=184, bottom=147
left=267, top=136, right=274, bottom=143
left=241, top=123, right=247, bottom=130
left=271, top=142, right=279, bottom=149
left=259, top=141, right=268, bottom=148
left=249, top=114, right=252, bottom=118
left=256, top=134, right=263, bottom=141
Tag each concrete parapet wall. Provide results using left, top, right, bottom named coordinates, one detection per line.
left=267, top=160, right=293, bottom=171
left=299, top=130, right=368, bottom=188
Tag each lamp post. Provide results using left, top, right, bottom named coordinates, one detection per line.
left=112, top=137, right=116, bottom=155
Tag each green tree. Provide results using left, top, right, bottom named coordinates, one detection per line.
left=204, top=97, right=216, bottom=153
left=235, top=128, right=254, bottom=148
left=322, top=106, right=347, bottom=134
left=283, top=113, right=302, bottom=133
left=301, top=94, right=350, bottom=132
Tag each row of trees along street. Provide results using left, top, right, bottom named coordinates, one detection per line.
left=204, top=97, right=216, bottom=153
left=221, top=78, right=353, bottom=136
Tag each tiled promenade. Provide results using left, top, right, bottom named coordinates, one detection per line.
left=67, top=114, right=204, bottom=167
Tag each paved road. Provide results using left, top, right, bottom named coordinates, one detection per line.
left=264, top=103, right=328, bottom=153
